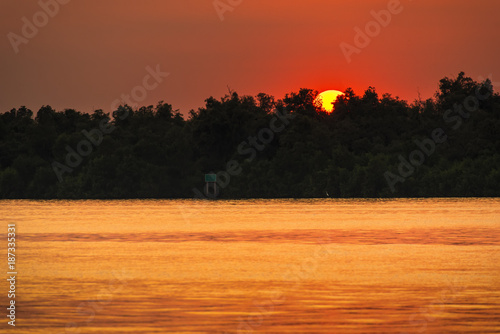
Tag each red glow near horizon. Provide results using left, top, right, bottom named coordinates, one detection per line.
left=0, top=1, right=498, bottom=115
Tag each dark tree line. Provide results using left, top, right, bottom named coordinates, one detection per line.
left=1, top=72, right=499, bottom=199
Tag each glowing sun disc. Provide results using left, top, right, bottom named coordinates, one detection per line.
left=315, top=90, right=344, bottom=113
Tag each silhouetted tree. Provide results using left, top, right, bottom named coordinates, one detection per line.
left=0, top=72, right=499, bottom=199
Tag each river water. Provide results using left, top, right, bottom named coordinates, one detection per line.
left=1, top=198, right=499, bottom=333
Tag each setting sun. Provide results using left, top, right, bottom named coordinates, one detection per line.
left=315, top=90, right=344, bottom=113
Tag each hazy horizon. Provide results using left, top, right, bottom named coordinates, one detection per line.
left=2, top=0, right=499, bottom=116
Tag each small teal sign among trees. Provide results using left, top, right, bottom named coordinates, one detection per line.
left=205, top=174, right=217, bottom=182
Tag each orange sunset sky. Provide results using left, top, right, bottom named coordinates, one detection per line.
left=1, top=0, right=499, bottom=116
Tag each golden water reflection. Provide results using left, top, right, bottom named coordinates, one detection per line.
left=0, top=198, right=499, bottom=333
